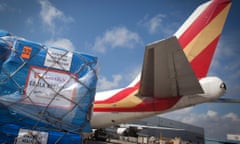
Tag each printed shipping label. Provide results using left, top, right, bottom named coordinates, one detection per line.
left=44, top=48, right=73, bottom=71
left=16, top=129, right=48, bottom=144
left=24, top=67, right=76, bottom=109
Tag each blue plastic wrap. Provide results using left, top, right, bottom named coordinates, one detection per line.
left=0, top=30, right=98, bottom=143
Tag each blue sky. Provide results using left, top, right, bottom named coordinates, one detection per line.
left=0, top=0, right=240, bottom=140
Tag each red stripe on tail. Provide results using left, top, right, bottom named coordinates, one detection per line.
left=178, top=0, right=230, bottom=49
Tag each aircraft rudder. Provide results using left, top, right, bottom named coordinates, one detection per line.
left=175, top=0, right=232, bottom=78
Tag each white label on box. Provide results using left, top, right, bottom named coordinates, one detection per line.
left=16, top=129, right=48, bottom=144
left=24, top=66, right=76, bottom=109
left=44, top=48, right=73, bottom=71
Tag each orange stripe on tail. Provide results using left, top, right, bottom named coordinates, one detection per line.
left=176, top=0, right=232, bottom=78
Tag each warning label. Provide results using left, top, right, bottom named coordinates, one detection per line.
left=44, top=48, right=73, bottom=71
left=21, top=46, right=32, bottom=59
left=24, top=67, right=76, bottom=109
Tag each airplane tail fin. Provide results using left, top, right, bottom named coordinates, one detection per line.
left=137, top=0, right=232, bottom=98
left=175, top=0, right=232, bottom=79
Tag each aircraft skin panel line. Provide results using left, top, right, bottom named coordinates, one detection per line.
left=91, top=0, right=231, bottom=128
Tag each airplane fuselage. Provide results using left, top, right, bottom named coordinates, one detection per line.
left=91, top=77, right=226, bottom=128
left=90, top=0, right=231, bottom=129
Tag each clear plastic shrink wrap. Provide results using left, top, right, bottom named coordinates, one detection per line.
left=0, top=30, right=98, bottom=143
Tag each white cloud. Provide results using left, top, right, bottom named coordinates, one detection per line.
left=149, top=15, right=164, bottom=34
left=97, top=66, right=141, bottom=91
left=26, top=17, right=34, bottom=25
left=208, top=35, right=240, bottom=99
left=97, top=74, right=123, bottom=91
left=139, top=14, right=175, bottom=36
left=39, top=0, right=74, bottom=34
left=211, top=37, right=240, bottom=73
left=92, top=27, right=142, bottom=53
left=45, top=38, right=75, bottom=51
left=0, top=2, right=7, bottom=11
left=126, top=66, right=141, bottom=82
left=207, top=110, right=218, bottom=119
left=224, top=112, right=240, bottom=121
left=162, top=108, right=240, bottom=139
